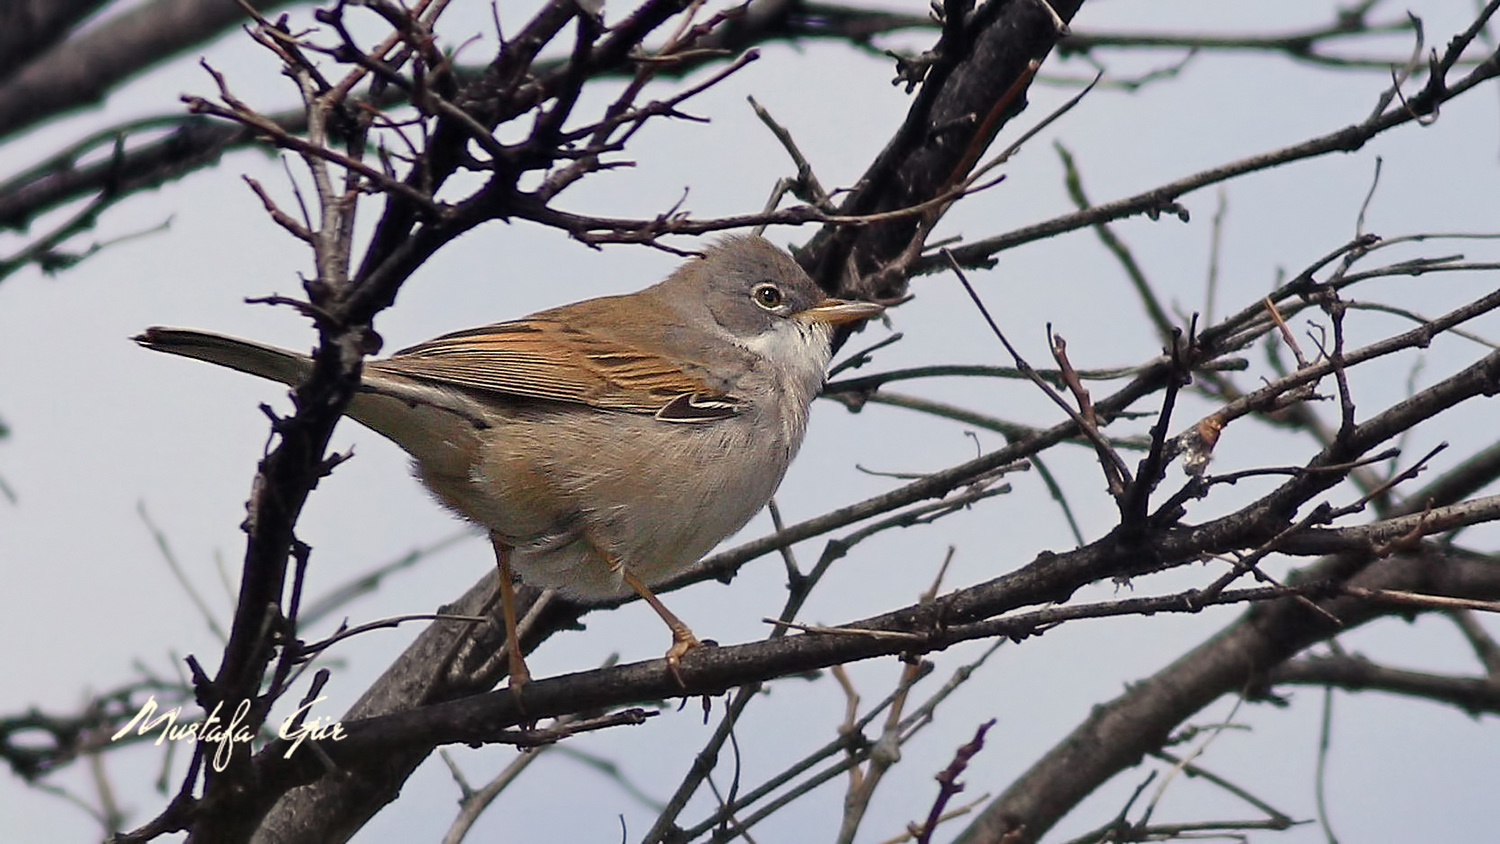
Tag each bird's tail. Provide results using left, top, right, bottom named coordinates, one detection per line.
left=135, top=326, right=489, bottom=481
left=134, top=327, right=312, bottom=386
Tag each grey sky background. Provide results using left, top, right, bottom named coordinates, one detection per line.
left=3, top=1, right=1498, bottom=841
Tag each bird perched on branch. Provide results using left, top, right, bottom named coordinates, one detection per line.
left=137, top=235, right=883, bottom=690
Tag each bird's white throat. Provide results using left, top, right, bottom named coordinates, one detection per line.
left=743, top=319, right=835, bottom=401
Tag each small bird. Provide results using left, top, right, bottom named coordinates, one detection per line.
left=136, top=235, right=882, bottom=689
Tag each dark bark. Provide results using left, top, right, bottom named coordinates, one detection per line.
left=0, top=0, right=110, bottom=81
left=0, top=0, right=296, bottom=140
left=803, top=0, right=1086, bottom=301
left=951, top=546, right=1500, bottom=844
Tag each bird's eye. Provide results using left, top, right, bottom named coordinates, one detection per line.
left=752, top=283, right=784, bottom=310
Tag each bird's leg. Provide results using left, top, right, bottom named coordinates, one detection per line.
left=619, top=568, right=700, bottom=687
left=490, top=532, right=532, bottom=699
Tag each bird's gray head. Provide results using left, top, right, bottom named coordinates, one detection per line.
left=653, top=235, right=882, bottom=406
left=690, top=235, right=829, bottom=340
left=669, top=235, right=879, bottom=343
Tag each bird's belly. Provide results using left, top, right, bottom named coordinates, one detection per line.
left=434, top=409, right=794, bottom=599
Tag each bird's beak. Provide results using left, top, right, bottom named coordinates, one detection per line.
left=794, top=298, right=884, bottom=326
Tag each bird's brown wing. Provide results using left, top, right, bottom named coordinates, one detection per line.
left=371, top=317, right=739, bottom=420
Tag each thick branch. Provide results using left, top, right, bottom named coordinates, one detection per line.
left=0, top=1, right=110, bottom=82
left=1262, top=654, right=1500, bottom=716
left=803, top=0, right=1085, bottom=300
left=952, top=544, right=1500, bottom=844
left=0, top=0, right=296, bottom=141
